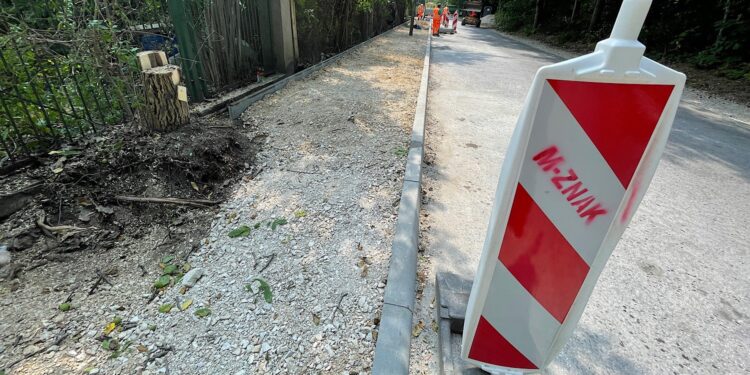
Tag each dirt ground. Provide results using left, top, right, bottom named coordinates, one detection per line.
left=0, top=24, right=428, bottom=374
left=0, top=119, right=263, bottom=373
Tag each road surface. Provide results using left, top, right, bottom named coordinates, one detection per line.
left=410, top=24, right=750, bottom=374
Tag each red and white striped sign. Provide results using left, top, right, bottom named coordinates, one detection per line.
left=464, top=80, right=674, bottom=370
left=461, top=1, right=685, bottom=371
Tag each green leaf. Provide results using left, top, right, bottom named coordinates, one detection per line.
left=180, top=299, right=193, bottom=311
left=148, top=324, right=157, bottom=331
left=254, top=222, right=262, bottom=229
left=161, top=255, right=175, bottom=264
left=112, top=316, right=122, bottom=325
left=251, top=278, right=273, bottom=303
left=195, top=308, right=211, bottom=318
left=163, top=264, right=178, bottom=275
left=270, top=218, right=288, bottom=231
left=102, top=339, right=111, bottom=350
left=228, top=225, right=251, bottom=238
left=58, top=303, right=71, bottom=312
left=158, top=304, right=173, bottom=313
left=294, top=210, right=307, bottom=218
left=153, top=275, right=171, bottom=289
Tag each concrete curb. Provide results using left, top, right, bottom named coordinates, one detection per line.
left=228, top=22, right=409, bottom=119
left=371, top=30, right=431, bottom=375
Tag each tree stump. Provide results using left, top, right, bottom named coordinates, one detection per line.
left=141, top=65, right=189, bottom=132
left=137, top=50, right=168, bottom=71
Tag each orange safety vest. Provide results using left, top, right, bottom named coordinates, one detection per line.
left=432, top=8, right=441, bottom=33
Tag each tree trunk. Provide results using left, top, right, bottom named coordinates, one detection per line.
left=571, top=0, right=579, bottom=23
left=140, top=65, right=189, bottom=132
left=588, top=0, right=604, bottom=32
left=409, top=0, right=415, bottom=35
left=715, top=0, right=732, bottom=47
left=533, top=0, right=543, bottom=31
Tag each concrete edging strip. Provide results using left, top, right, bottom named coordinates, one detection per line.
left=228, top=22, right=409, bottom=119
left=371, top=29, right=431, bottom=375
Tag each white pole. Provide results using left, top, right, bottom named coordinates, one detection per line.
left=610, top=0, right=652, bottom=40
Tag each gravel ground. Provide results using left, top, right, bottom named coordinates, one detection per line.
left=98, top=26, right=426, bottom=375
left=0, top=25, right=427, bottom=375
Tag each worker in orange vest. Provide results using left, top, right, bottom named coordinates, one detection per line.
left=432, top=5, right=441, bottom=37
left=442, top=4, right=450, bottom=27
left=417, top=3, right=424, bottom=20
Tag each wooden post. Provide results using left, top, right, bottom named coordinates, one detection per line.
left=140, top=65, right=189, bottom=132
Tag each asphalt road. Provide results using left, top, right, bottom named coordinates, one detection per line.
left=412, top=24, right=749, bottom=374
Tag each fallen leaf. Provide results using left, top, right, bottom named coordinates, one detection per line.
left=412, top=320, right=425, bottom=337
left=58, top=303, right=71, bottom=312
left=158, top=304, right=173, bottom=313
left=250, top=278, right=273, bottom=303
left=195, top=308, right=211, bottom=318
left=78, top=210, right=92, bottom=222
left=136, top=344, right=148, bottom=353
left=228, top=225, right=251, bottom=238
left=153, top=275, right=171, bottom=289
left=95, top=205, right=114, bottom=215
left=294, top=210, right=307, bottom=218
left=103, top=322, right=116, bottom=335
left=312, top=313, right=321, bottom=326
left=191, top=181, right=200, bottom=191
left=180, top=299, right=193, bottom=311
left=52, top=167, right=64, bottom=174
left=163, top=264, right=178, bottom=275
left=360, top=264, right=368, bottom=278
left=270, top=218, right=288, bottom=231
left=431, top=320, right=438, bottom=332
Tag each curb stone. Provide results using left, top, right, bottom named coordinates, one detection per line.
left=371, top=30, right=432, bottom=375
left=228, top=22, right=410, bottom=119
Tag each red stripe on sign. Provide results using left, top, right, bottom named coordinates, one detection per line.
left=548, top=80, right=674, bottom=188
left=469, top=316, right=538, bottom=369
left=499, top=184, right=589, bottom=323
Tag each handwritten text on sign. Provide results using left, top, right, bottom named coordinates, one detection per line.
left=532, top=145, right=608, bottom=224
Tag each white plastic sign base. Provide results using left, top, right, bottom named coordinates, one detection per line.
left=461, top=0, right=685, bottom=372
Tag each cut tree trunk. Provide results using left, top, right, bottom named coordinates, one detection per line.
left=140, top=65, right=189, bottom=132
left=137, top=50, right=168, bottom=71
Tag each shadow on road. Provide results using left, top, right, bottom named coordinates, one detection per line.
left=666, top=106, right=750, bottom=182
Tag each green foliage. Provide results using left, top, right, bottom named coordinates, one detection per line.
left=493, top=0, right=749, bottom=79
left=495, top=0, right=534, bottom=32
left=0, top=0, right=170, bottom=158
left=295, top=0, right=409, bottom=64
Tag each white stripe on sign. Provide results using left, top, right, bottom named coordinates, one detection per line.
left=518, top=81, right=625, bottom=265
left=481, top=262, right=560, bottom=368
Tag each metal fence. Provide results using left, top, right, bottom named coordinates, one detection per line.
left=0, top=37, right=123, bottom=160
left=168, top=0, right=270, bottom=101
left=0, top=0, right=173, bottom=161
left=0, top=0, right=270, bottom=162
